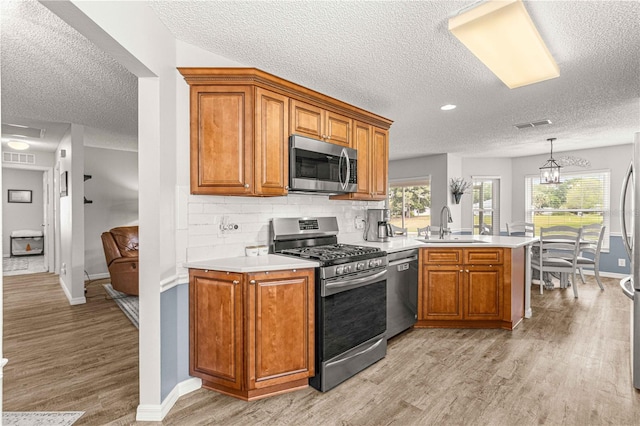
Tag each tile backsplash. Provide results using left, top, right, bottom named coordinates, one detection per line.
left=180, top=189, right=384, bottom=264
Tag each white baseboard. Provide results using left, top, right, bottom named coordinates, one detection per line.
left=59, top=277, right=86, bottom=305
left=87, top=272, right=110, bottom=280
left=136, top=377, right=202, bottom=422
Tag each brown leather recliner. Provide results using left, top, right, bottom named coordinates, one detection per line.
left=101, top=226, right=139, bottom=296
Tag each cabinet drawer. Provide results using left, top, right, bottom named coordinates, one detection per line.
left=463, top=248, right=503, bottom=265
left=422, top=248, right=462, bottom=265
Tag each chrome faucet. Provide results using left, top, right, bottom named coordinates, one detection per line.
left=439, top=205, right=453, bottom=239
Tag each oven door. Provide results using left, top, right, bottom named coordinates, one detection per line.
left=319, top=270, right=386, bottom=361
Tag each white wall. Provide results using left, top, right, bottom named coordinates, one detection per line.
left=56, top=124, right=85, bottom=305
left=84, top=147, right=139, bottom=278
left=2, top=168, right=44, bottom=254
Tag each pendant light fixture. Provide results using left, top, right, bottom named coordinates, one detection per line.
left=539, top=137, right=561, bottom=184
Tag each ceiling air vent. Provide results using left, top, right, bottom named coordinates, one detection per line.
left=1, top=123, right=45, bottom=139
left=3, top=152, right=36, bottom=165
left=514, top=119, right=552, bottom=130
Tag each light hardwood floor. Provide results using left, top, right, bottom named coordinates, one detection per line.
left=4, top=273, right=640, bottom=425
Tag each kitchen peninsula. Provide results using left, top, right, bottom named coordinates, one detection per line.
left=350, top=235, right=538, bottom=324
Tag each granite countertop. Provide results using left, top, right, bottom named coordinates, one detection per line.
left=185, top=254, right=320, bottom=273
left=342, top=235, right=538, bottom=253
left=185, top=236, right=539, bottom=271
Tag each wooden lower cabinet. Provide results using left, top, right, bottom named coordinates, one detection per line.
left=417, top=247, right=524, bottom=330
left=189, top=268, right=315, bottom=400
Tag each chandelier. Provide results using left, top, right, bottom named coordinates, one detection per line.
left=539, top=138, right=561, bottom=184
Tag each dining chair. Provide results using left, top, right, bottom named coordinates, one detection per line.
left=575, top=224, right=606, bottom=290
left=506, top=221, right=535, bottom=237
left=531, top=225, right=583, bottom=297
left=389, top=224, right=408, bottom=236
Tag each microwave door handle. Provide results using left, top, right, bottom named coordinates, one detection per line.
left=342, top=148, right=350, bottom=190
left=621, top=161, right=633, bottom=259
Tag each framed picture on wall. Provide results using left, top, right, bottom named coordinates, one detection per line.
left=60, top=171, right=68, bottom=197
left=8, top=189, right=32, bottom=203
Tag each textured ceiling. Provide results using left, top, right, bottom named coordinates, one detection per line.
left=1, top=0, right=138, bottom=152
left=2, top=0, right=639, bottom=160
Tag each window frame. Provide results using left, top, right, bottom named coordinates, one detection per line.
left=388, top=177, right=431, bottom=235
left=525, top=169, right=610, bottom=251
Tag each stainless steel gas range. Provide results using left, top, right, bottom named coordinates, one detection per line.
left=271, top=217, right=388, bottom=391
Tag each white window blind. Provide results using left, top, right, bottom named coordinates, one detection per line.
left=525, top=170, right=610, bottom=250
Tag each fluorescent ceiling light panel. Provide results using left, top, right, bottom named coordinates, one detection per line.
left=449, top=0, right=560, bottom=89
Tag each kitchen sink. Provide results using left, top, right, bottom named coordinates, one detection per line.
left=415, top=238, right=489, bottom=244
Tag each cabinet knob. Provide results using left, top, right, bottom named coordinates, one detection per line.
left=244, top=183, right=250, bottom=188
left=232, top=280, right=239, bottom=285
left=285, top=185, right=289, bottom=190
left=459, top=269, right=463, bottom=272
left=292, top=269, right=297, bottom=272
left=250, top=280, right=256, bottom=285
left=466, top=270, right=470, bottom=273
left=322, top=134, right=326, bottom=139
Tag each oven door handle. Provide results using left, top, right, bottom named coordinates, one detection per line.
left=323, top=269, right=387, bottom=296
left=325, top=337, right=385, bottom=368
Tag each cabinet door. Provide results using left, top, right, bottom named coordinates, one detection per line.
left=325, top=111, right=352, bottom=146
left=246, top=269, right=315, bottom=390
left=254, top=88, right=289, bottom=196
left=371, top=127, right=389, bottom=199
left=189, top=270, right=243, bottom=390
left=419, top=265, right=463, bottom=320
left=290, top=99, right=323, bottom=140
left=351, top=121, right=372, bottom=197
left=464, top=265, right=503, bottom=320
left=191, top=85, right=253, bottom=195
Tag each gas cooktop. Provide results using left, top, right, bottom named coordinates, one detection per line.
left=280, top=243, right=383, bottom=263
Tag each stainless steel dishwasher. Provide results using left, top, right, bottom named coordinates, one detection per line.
left=386, top=249, right=419, bottom=339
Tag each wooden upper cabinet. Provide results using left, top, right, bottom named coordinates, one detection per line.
left=178, top=68, right=392, bottom=198
left=371, top=127, right=389, bottom=199
left=331, top=123, right=388, bottom=201
left=290, top=99, right=352, bottom=147
left=254, top=88, right=289, bottom=196
left=191, top=85, right=253, bottom=195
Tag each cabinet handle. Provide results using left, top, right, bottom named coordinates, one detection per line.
left=250, top=280, right=256, bottom=285
left=244, top=183, right=250, bottom=188
left=232, top=280, right=239, bottom=285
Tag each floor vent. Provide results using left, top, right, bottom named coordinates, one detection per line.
left=3, top=152, right=36, bottom=165
left=514, top=119, right=552, bottom=130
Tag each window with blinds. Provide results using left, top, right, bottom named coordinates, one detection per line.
left=525, top=170, right=610, bottom=250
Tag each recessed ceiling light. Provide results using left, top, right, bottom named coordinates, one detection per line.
left=440, top=104, right=457, bottom=111
left=7, top=140, right=30, bottom=150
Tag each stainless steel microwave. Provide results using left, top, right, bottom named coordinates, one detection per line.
left=289, top=134, right=357, bottom=194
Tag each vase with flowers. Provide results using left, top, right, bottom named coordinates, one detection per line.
left=450, top=177, right=471, bottom=204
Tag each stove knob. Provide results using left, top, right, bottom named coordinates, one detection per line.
left=336, top=266, right=344, bottom=275
left=357, top=262, right=365, bottom=271
left=344, top=265, right=351, bottom=273
left=374, top=259, right=382, bottom=267
left=368, top=260, right=375, bottom=268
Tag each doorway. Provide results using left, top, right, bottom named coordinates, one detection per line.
left=2, top=165, right=54, bottom=276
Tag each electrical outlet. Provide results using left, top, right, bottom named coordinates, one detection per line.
left=355, top=216, right=365, bottom=230
left=219, top=216, right=241, bottom=233
left=619, top=258, right=626, bottom=267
